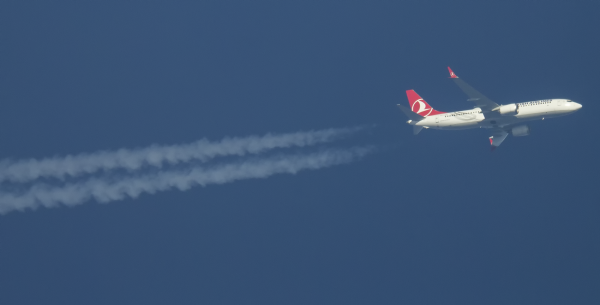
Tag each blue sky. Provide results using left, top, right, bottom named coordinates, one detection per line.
left=0, top=1, right=598, bottom=304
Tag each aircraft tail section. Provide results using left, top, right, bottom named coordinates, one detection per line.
left=396, top=104, right=424, bottom=121
left=406, top=90, right=445, bottom=117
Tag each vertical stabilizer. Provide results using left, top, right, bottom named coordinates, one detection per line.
left=406, top=90, right=445, bottom=117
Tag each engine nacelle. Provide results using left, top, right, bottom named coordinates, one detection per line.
left=512, top=125, right=530, bottom=137
left=499, top=104, right=519, bottom=115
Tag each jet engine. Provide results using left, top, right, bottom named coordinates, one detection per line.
left=512, top=125, right=530, bottom=137
left=498, top=104, right=519, bottom=115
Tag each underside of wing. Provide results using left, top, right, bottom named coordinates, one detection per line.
left=448, top=67, right=499, bottom=111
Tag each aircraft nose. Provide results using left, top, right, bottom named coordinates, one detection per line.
left=573, top=102, right=582, bottom=110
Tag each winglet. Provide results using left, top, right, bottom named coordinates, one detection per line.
left=489, top=132, right=508, bottom=151
left=448, top=67, right=458, bottom=78
left=489, top=137, right=496, bottom=152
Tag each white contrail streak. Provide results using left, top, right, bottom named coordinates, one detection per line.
left=0, top=127, right=362, bottom=183
left=0, top=147, right=373, bottom=214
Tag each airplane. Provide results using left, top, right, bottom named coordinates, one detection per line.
left=397, top=67, right=582, bottom=150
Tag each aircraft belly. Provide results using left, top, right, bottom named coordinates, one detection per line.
left=438, top=115, right=481, bottom=129
left=439, top=126, right=476, bottom=130
left=516, top=113, right=541, bottom=119
left=479, top=116, right=519, bottom=128
left=439, top=121, right=480, bottom=130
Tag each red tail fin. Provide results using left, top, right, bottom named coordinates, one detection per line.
left=406, top=90, right=445, bottom=117
left=448, top=67, right=458, bottom=78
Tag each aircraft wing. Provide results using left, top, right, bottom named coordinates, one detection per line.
left=448, top=67, right=499, bottom=111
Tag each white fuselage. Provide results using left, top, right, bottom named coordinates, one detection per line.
left=412, top=99, right=582, bottom=130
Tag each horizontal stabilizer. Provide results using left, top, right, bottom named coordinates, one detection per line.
left=397, top=104, right=424, bottom=121
left=413, top=126, right=424, bottom=135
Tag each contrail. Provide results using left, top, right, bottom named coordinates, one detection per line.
left=0, top=127, right=363, bottom=183
left=0, top=147, right=374, bottom=214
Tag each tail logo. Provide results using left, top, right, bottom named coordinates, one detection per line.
left=411, top=99, right=433, bottom=116
left=448, top=67, right=458, bottom=78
